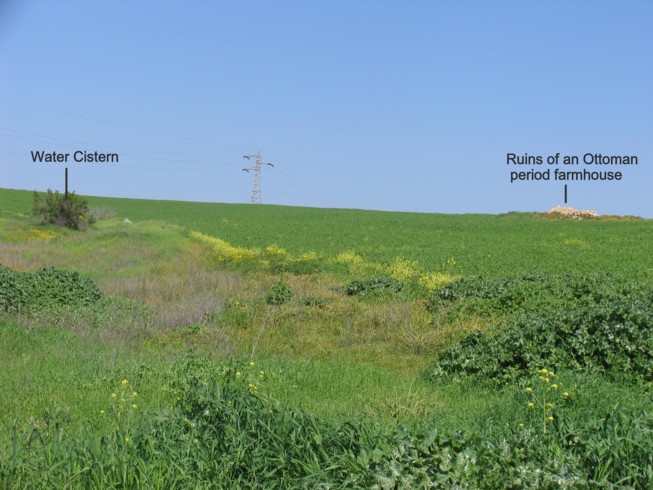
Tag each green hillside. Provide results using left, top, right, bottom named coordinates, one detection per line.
left=1, top=187, right=653, bottom=488
left=2, top=187, right=652, bottom=280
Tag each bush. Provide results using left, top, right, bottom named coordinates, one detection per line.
left=32, top=189, right=95, bottom=230
left=426, top=271, right=640, bottom=318
left=0, top=263, right=102, bottom=312
left=29, top=267, right=103, bottom=309
left=426, top=273, right=653, bottom=383
left=346, top=276, right=403, bottom=297
left=265, top=279, right=293, bottom=305
left=302, top=295, right=329, bottom=308
left=0, top=264, right=27, bottom=312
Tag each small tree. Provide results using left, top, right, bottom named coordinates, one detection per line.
left=32, top=189, right=95, bottom=230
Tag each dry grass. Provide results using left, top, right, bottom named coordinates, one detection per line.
left=0, top=219, right=242, bottom=355
left=360, top=380, right=445, bottom=420
left=100, top=254, right=243, bottom=330
left=0, top=215, right=481, bottom=374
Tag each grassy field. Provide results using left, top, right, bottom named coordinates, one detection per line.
left=3, top=188, right=653, bottom=279
left=1, top=187, right=653, bottom=488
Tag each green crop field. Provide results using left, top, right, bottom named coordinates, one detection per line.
left=3, top=188, right=652, bottom=280
left=1, top=187, right=653, bottom=488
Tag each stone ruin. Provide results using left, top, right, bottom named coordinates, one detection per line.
left=545, top=205, right=599, bottom=220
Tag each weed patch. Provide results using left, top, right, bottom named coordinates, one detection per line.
left=266, top=278, right=293, bottom=305
left=346, top=276, right=403, bottom=297
left=0, top=263, right=102, bottom=312
left=427, top=272, right=653, bottom=383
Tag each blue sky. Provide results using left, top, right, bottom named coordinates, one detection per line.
left=1, top=1, right=651, bottom=216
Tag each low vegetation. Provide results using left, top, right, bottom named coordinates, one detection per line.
left=1, top=187, right=652, bottom=488
left=427, top=272, right=653, bottom=383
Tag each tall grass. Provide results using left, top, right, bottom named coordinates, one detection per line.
left=2, top=350, right=651, bottom=488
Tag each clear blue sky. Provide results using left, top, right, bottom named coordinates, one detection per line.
left=1, top=1, right=651, bottom=216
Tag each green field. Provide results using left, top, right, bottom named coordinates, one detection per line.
left=3, top=188, right=652, bottom=279
left=1, top=187, right=653, bottom=488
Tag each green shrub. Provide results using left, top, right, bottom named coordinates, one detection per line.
left=266, top=279, right=293, bottom=305
left=427, top=271, right=646, bottom=318
left=29, top=267, right=103, bottom=309
left=218, top=300, right=253, bottom=328
left=346, top=276, right=403, bottom=297
left=32, top=189, right=95, bottom=230
left=427, top=273, right=653, bottom=383
left=302, top=295, right=329, bottom=308
left=0, top=264, right=27, bottom=312
left=0, top=263, right=102, bottom=312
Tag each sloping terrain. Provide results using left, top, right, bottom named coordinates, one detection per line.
left=1, top=187, right=652, bottom=488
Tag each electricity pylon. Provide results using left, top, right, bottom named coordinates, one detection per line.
left=242, top=151, right=273, bottom=204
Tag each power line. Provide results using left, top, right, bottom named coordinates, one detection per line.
left=0, top=94, right=250, bottom=150
left=106, top=164, right=240, bottom=173
left=242, top=151, right=273, bottom=204
left=263, top=180, right=312, bottom=207
left=272, top=166, right=355, bottom=209
left=0, top=128, right=239, bottom=159
left=267, top=170, right=333, bottom=208
left=0, top=149, right=24, bottom=156
left=0, top=131, right=242, bottom=166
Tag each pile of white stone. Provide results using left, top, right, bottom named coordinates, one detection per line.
left=546, top=205, right=599, bottom=220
